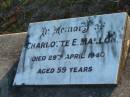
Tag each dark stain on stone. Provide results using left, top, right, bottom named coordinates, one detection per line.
left=111, top=42, right=117, bottom=58
left=109, top=24, right=117, bottom=58
left=29, top=31, right=42, bottom=69
left=81, top=17, right=94, bottom=55
left=99, top=17, right=105, bottom=63
left=89, top=43, right=94, bottom=55
left=111, top=37, right=117, bottom=58
left=20, top=50, right=26, bottom=73
left=95, top=16, right=106, bottom=63
left=84, top=17, right=94, bottom=33
left=30, top=58, right=34, bottom=70
left=24, top=33, right=30, bottom=49
left=59, top=46, right=65, bottom=59
left=81, top=34, right=88, bottom=56
left=59, top=29, right=69, bottom=59
left=21, top=33, right=30, bottom=72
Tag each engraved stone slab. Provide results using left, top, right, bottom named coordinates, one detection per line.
left=13, top=12, right=128, bottom=85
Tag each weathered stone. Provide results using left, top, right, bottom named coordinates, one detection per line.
left=0, top=12, right=130, bottom=97
left=0, top=32, right=130, bottom=97
left=0, top=32, right=26, bottom=80
left=14, top=12, right=129, bottom=85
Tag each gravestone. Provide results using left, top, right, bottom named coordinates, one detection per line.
left=13, top=12, right=130, bottom=85
left=0, top=13, right=130, bottom=97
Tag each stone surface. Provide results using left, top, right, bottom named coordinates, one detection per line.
left=0, top=32, right=26, bottom=80
left=0, top=32, right=130, bottom=97
left=14, top=12, right=127, bottom=85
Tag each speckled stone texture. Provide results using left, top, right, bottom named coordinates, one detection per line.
left=0, top=33, right=130, bottom=97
